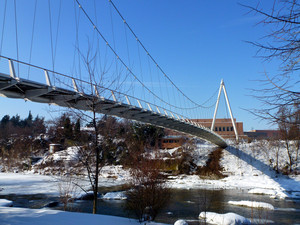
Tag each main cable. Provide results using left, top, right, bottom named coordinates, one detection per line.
left=0, top=0, right=7, bottom=59
left=75, top=0, right=201, bottom=110
left=109, top=0, right=206, bottom=108
left=28, top=0, right=37, bottom=78
left=14, top=0, right=19, bottom=76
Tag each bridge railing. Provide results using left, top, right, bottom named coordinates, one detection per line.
left=0, top=56, right=227, bottom=145
left=0, top=56, right=203, bottom=126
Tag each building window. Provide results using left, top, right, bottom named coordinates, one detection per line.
left=219, top=127, right=222, bottom=131
left=223, top=127, right=225, bottom=131
left=169, top=140, right=174, bottom=143
left=227, top=127, right=229, bottom=131
left=215, top=127, right=218, bottom=131
left=231, top=127, right=233, bottom=131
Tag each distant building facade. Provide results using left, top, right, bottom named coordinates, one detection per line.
left=159, top=135, right=186, bottom=149
left=244, top=130, right=280, bottom=139
left=191, top=118, right=244, bottom=139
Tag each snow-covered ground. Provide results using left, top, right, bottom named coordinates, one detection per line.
left=167, top=142, right=300, bottom=200
left=0, top=207, right=167, bottom=225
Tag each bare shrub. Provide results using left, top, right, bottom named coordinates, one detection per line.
left=58, top=176, right=79, bottom=211
left=125, top=158, right=170, bottom=222
left=196, top=148, right=227, bottom=179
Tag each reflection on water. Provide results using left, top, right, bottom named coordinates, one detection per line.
left=1, top=188, right=300, bottom=225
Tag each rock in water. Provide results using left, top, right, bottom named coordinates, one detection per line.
left=174, top=219, right=188, bottom=225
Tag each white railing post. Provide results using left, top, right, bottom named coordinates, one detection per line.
left=72, top=79, right=79, bottom=93
left=44, top=70, right=52, bottom=86
left=94, top=85, right=100, bottom=97
left=147, top=103, right=153, bottom=111
left=156, top=106, right=161, bottom=114
left=111, top=91, right=117, bottom=102
left=137, top=99, right=143, bottom=108
left=170, top=112, right=175, bottom=118
left=164, top=109, right=168, bottom=116
left=125, top=95, right=131, bottom=105
left=9, top=60, right=16, bottom=78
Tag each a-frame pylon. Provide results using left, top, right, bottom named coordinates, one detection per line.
left=211, top=79, right=239, bottom=141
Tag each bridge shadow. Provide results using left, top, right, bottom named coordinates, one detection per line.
left=225, top=145, right=300, bottom=196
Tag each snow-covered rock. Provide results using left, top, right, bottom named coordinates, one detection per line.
left=174, top=219, right=188, bottom=225
left=102, top=191, right=127, bottom=200
left=248, top=188, right=288, bottom=199
left=52, top=146, right=81, bottom=162
left=228, top=200, right=274, bottom=210
left=0, top=199, right=13, bottom=207
left=76, top=191, right=95, bottom=200
left=199, top=212, right=251, bottom=225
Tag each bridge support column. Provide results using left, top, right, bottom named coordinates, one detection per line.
left=211, top=79, right=239, bottom=142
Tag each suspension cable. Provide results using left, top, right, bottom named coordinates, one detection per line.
left=28, top=0, right=38, bottom=78
left=74, top=0, right=202, bottom=110
left=53, top=0, right=62, bottom=65
left=48, top=0, right=55, bottom=84
left=108, top=0, right=205, bottom=108
left=0, top=0, right=7, bottom=59
left=14, top=0, right=19, bottom=76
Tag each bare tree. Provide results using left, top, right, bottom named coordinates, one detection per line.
left=244, top=0, right=300, bottom=123
left=269, top=138, right=282, bottom=173
left=277, top=104, right=299, bottom=172
left=61, top=43, right=129, bottom=214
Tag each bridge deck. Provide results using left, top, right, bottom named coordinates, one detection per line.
left=0, top=65, right=227, bottom=148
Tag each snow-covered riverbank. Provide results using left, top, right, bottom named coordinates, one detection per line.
left=0, top=207, right=167, bottom=225
left=0, top=142, right=299, bottom=224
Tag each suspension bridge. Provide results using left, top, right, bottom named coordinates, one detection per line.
left=0, top=0, right=238, bottom=148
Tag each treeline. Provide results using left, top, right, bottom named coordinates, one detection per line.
left=46, top=113, right=165, bottom=166
left=0, top=111, right=165, bottom=170
left=0, top=111, right=46, bottom=139
left=0, top=112, right=47, bottom=170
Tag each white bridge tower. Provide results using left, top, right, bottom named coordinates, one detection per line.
left=211, top=79, right=239, bottom=141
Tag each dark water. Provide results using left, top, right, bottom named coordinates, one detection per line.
left=1, top=188, right=300, bottom=225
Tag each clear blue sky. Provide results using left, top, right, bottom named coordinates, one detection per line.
left=0, top=0, right=279, bottom=131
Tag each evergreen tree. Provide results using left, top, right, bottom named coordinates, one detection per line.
left=63, top=117, right=73, bottom=139
left=26, top=111, right=33, bottom=127
left=74, top=118, right=81, bottom=139
left=10, top=115, right=20, bottom=127
left=0, top=115, right=10, bottom=128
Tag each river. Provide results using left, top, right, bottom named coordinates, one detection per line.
left=1, top=187, right=300, bottom=224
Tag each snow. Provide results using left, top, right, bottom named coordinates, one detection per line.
left=167, top=142, right=300, bottom=200
left=0, top=172, right=60, bottom=195
left=35, top=146, right=81, bottom=164
left=0, top=199, right=13, bottom=207
left=102, top=191, right=127, bottom=200
left=52, top=146, right=80, bottom=161
left=199, top=212, right=251, bottom=225
left=228, top=200, right=274, bottom=210
left=248, top=188, right=288, bottom=199
left=0, top=207, right=167, bottom=225
left=0, top=141, right=299, bottom=224
left=1, top=140, right=300, bottom=198
left=174, top=220, right=188, bottom=225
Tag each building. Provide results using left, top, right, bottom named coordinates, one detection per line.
left=191, top=118, right=244, bottom=139
left=159, top=135, right=186, bottom=149
left=244, top=130, right=280, bottom=140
